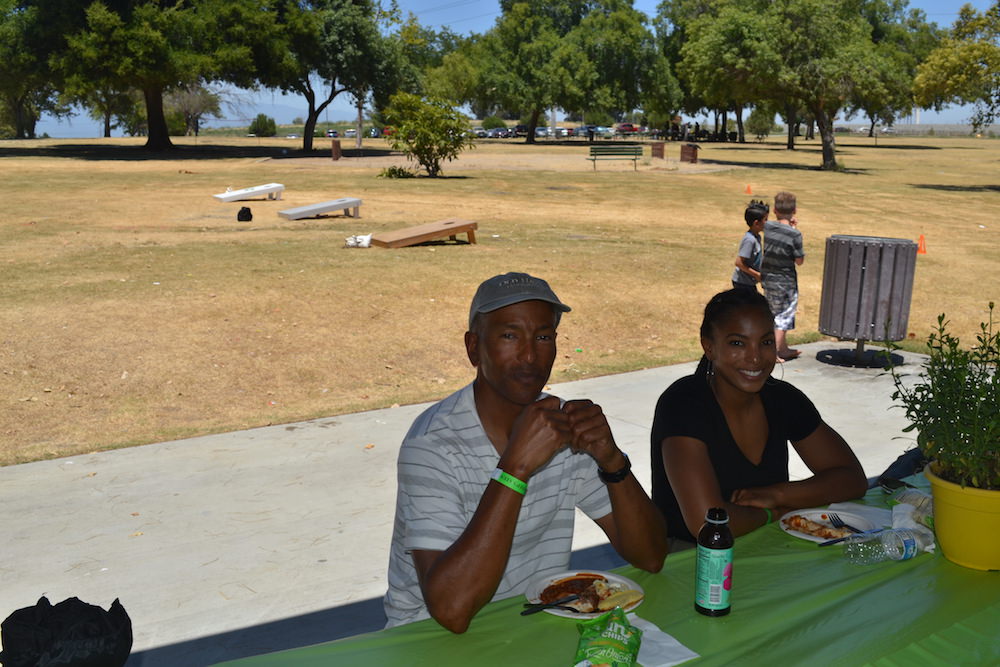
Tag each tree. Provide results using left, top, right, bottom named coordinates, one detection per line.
left=381, top=92, right=475, bottom=177
left=0, top=0, right=67, bottom=138
left=248, top=113, right=277, bottom=137
left=914, top=2, right=999, bottom=131
left=165, top=83, right=222, bottom=136
left=847, top=1, right=941, bottom=136
left=59, top=0, right=274, bottom=150
left=257, top=0, right=394, bottom=151
left=746, top=104, right=777, bottom=141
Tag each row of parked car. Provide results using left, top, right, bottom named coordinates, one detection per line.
left=471, top=123, right=648, bottom=139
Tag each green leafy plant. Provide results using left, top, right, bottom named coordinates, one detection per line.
left=248, top=114, right=276, bottom=137
left=888, top=303, right=1000, bottom=490
left=382, top=93, right=475, bottom=177
left=377, top=165, right=416, bottom=179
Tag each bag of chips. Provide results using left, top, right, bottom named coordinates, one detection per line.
left=572, top=607, right=642, bottom=667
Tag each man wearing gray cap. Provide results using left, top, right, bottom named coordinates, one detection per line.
left=384, top=272, right=668, bottom=632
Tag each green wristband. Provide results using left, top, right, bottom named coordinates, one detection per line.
left=491, top=468, right=527, bottom=495
left=763, top=508, right=773, bottom=525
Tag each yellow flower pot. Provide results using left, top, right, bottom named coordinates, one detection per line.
left=925, top=464, right=1000, bottom=571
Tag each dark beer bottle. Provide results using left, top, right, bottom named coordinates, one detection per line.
left=694, top=507, right=733, bottom=616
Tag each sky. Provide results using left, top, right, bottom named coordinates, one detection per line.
left=36, top=0, right=994, bottom=138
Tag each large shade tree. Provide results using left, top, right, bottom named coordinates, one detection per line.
left=914, top=1, right=999, bottom=130
left=60, top=0, right=274, bottom=150
left=258, top=0, right=395, bottom=151
left=0, top=0, right=67, bottom=138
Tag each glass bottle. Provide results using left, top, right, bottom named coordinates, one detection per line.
left=695, top=507, right=734, bottom=616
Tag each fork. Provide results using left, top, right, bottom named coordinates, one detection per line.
left=828, top=512, right=863, bottom=534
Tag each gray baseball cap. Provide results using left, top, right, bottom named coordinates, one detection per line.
left=468, top=272, right=571, bottom=330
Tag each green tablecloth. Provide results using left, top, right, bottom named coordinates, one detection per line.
left=217, top=485, right=999, bottom=666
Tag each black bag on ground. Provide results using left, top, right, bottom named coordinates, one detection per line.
left=237, top=206, right=252, bottom=222
left=0, top=596, right=132, bottom=667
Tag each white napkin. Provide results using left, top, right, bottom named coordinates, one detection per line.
left=827, top=502, right=892, bottom=529
left=627, top=613, right=699, bottom=667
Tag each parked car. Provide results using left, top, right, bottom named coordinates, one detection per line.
left=472, top=126, right=488, bottom=138
left=325, top=128, right=339, bottom=137
left=616, top=123, right=640, bottom=134
left=553, top=127, right=569, bottom=137
left=513, top=124, right=529, bottom=137
left=486, top=127, right=510, bottom=138
left=344, top=129, right=357, bottom=138
left=535, top=126, right=550, bottom=138
left=382, top=126, right=395, bottom=136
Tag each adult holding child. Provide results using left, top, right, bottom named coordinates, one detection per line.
left=384, top=272, right=668, bottom=633
left=761, top=191, right=805, bottom=361
left=650, top=289, right=867, bottom=547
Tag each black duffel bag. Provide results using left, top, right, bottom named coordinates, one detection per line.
left=0, top=596, right=132, bottom=667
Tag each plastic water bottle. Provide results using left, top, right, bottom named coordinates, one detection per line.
left=843, top=528, right=932, bottom=565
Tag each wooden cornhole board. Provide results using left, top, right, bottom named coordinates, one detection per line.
left=372, top=219, right=478, bottom=249
left=278, top=197, right=362, bottom=220
left=213, top=183, right=285, bottom=202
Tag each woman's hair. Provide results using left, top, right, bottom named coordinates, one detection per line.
left=696, top=289, right=775, bottom=377
left=700, top=288, right=775, bottom=340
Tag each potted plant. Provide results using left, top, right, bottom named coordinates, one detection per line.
left=888, top=302, right=1000, bottom=570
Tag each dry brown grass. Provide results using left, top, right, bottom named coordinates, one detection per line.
left=2, top=134, right=998, bottom=465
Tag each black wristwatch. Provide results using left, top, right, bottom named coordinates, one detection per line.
left=598, top=453, right=631, bottom=484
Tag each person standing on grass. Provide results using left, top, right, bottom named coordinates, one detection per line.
left=732, top=200, right=769, bottom=291
left=383, top=272, right=668, bottom=633
left=761, top=191, right=804, bottom=361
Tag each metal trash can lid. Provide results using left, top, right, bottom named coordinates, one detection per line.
left=828, top=234, right=915, bottom=246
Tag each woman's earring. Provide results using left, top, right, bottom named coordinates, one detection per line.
left=707, top=359, right=715, bottom=378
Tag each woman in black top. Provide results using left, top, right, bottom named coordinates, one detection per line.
left=650, top=289, right=866, bottom=544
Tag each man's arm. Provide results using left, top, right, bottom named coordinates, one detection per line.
left=412, top=397, right=570, bottom=633
left=565, top=400, right=668, bottom=571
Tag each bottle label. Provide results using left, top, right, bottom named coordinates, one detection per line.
left=899, top=535, right=917, bottom=560
left=695, top=545, right=733, bottom=610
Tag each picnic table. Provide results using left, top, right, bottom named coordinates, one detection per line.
left=214, top=477, right=1000, bottom=666
left=587, top=144, right=642, bottom=170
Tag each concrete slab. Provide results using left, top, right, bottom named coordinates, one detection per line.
left=0, top=342, right=923, bottom=666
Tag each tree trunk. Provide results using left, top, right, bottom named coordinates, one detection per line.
left=814, top=108, right=838, bottom=170
left=784, top=104, right=796, bottom=150
left=143, top=86, right=173, bottom=151
left=736, top=105, right=745, bottom=143
left=805, top=118, right=815, bottom=141
left=720, top=109, right=728, bottom=141
left=103, top=112, right=112, bottom=138
left=868, top=119, right=876, bottom=137
left=525, top=108, right=541, bottom=144
left=355, top=96, right=364, bottom=149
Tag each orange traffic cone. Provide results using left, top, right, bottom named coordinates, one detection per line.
left=745, top=184, right=753, bottom=195
left=917, top=234, right=927, bottom=255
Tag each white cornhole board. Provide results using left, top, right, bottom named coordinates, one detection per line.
left=278, top=197, right=362, bottom=220
left=213, top=183, right=285, bottom=202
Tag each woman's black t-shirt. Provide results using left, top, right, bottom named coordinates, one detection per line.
left=650, top=373, right=821, bottom=542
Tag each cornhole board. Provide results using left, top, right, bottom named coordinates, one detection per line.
left=278, top=197, right=362, bottom=220
left=371, top=219, right=478, bottom=249
left=212, top=183, right=285, bottom=202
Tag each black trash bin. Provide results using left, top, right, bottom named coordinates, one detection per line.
left=818, top=234, right=918, bottom=366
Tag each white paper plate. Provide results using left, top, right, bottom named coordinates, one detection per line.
left=524, top=570, right=644, bottom=619
left=780, top=509, right=875, bottom=543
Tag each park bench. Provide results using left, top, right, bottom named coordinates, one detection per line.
left=371, top=219, right=478, bottom=248
left=212, top=183, right=284, bottom=202
left=587, top=145, right=642, bottom=170
left=278, top=197, right=362, bottom=220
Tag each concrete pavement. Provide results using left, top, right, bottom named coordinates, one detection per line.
left=0, top=342, right=922, bottom=665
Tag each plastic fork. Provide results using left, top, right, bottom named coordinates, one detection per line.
left=828, top=512, right=863, bottom=534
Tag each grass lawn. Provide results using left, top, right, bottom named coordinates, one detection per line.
left=2, top=134, right=998, bottom=465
